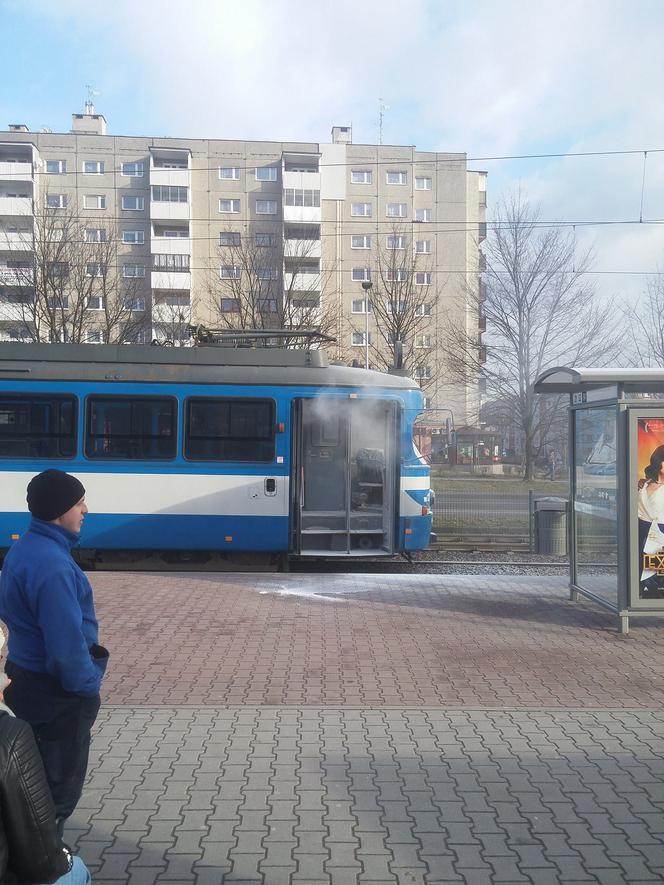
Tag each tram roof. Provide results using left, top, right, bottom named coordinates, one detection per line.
left=0, top=342, right=420, bottom=391
left=535, top=366, right=664, bottom=393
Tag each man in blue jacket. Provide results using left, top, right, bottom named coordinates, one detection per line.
left=0, top=469, right=109, bottom=838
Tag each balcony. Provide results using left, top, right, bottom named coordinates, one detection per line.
left=0, top=197, right=32, bottom=217
left=0, top=162, right=33, bottom=182
left=151, top=236, right=192, bottom=256
left=150, top=167, right=190, bottom=188
left=284, top=238, right=321, bottom=258
left=0, top=231, right=32, bottom=250
left=151, top=300, right=192, bottom=324
left=0, top=267, right=32, bottom=285
left=283, top=205, right=321, bottom=223
left=284, top=271, right=321, bottom=292
left=283, top=170, right=321, bottom=190
left=151, top=270, right=192, bottom=290
left=150, top=199, right=190, bottom=221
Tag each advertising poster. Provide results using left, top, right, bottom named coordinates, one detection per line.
left=636, top=417, right=664, bottom=599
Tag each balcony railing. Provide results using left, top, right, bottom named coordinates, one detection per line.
left=0, top=162, right=33, bottom=181
left=0, top=196, right=32, bottom=216
left=0, top=231, right=32, bottom=250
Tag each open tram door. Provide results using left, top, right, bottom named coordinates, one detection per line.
left=291, top=397, right=398, bottom=556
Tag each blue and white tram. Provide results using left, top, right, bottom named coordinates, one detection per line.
left=0, top=343, right=433, bottom=559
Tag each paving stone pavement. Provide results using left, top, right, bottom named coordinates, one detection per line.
left=67, top=706, right=664, bottom=885
left=8, top=571, right=664, bottom=883
left=92, top=573, right=664, bottom=708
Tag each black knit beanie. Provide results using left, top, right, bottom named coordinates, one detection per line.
left=26, top=469, right=86, bottom=522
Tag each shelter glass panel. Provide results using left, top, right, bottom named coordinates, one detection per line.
left=573, top=406, right=618, bottom=606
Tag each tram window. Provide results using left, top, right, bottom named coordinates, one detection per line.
left=85, top=397, right=176, bottom=460
left=0, top=395, right=76, bottom=459
left=185, top=398, right=275, bottom=462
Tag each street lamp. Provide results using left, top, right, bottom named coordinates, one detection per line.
left=361, top=280, right=372, bottom=369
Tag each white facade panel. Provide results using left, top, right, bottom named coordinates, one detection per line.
left=151, top=236, right=192, bottom=256
left=0, top=231, right=33, bottom=250
left=284, top=272, right=321, bottom=291
left=284, top=239, right=321, bottom=258
left=151, top=302, right=192, bottom=324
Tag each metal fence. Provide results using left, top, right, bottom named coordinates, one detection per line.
left=432, top=489, right=540, bottom=549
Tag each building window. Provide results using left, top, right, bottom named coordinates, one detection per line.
left=415, top=208, right=432, bottom=222
left=121, top=162, right=144, bottom=177
left=415, top=176, right=432, bottom=190
left=45, top=160, right=66, bottom=174
left=86, top=295, right=103, bottom=310
left=415, top=239, right=431, bottom=254
left=255, top=200, right=278, bottom=215
left=386, top=203, right=407, bottom=218
left=221, top=298, right=240, bottom=312
left=45, top=194, right=67, bottom=209
left=415, top=366, right=432, bottom=380
left=293, top=296, right=320, bottom=309
left=386, top=269, right=408, bottom=282
left=415, top=272, right=432, bottom=285
left=283, top=189, right=320, bottom=207
left=415, top=303, right=432, bottom=316
left=386, top=171, right=407, bottom=185
left=123, top=264, right=145, bottom=278
left=122, top=230, right=145, bottom=245
left=185, top=397, right=275, bottom=462
left=387, top=235, right=406, bottom=250
left=351, top=202, right=372, bottom=217
left=351, top=235, right=371, bottom=249
left=351, top=299, right=372, bottom=314
left=153, top=254, right=190, bottom=271
left=85, top=263, right=103, bottom=277
left=352, top=332, right=372, bottom=345
left=85, top=228, right=106, bottom=243
left=83, top=194, right=106, bottom=210
left=85, top=329, right=104, bottom=344
left=351, top=267, right=371, bottom=282
left=122, top=195, right=144, bottom=211
left=46, top=294, right=69, bottom=307
left=219, top=231, right=241, bottom=246
left=122, top=296, right=146, bottom=311
left=257, top=267, right=278, bottom=280
left=255, top=167, right=278, bottom=182
left=255, top=233, right=277, bottom=247
left=257, top=299, right=278, bottom=312
left=351, top=170, right=372, bottom=184
left=83, top=161, right=104, bottom=175
left=48, top=261, right=69, bottom=277
left=423, top=397, right=433, bottom=409
left=220, top=265, right=241, bottom=279
left=151, top=185, right=188, bottom=203
left=219, top=166, right=241, bottom=180
left=0, top=395, right=76, bottom=459
left=415, top=334, right=432, bottom=348
left=219, top=199, right=240, bottom=213
left=85, top=396, right=176, bottom=460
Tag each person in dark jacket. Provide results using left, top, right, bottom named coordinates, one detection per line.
left=0, top=629, right=91, bottom=884
left=0, top=469, right=109, bottom=838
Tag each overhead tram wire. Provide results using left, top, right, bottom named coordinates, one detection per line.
left=19, top=145, right=664, bottom=176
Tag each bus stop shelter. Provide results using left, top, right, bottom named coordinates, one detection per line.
left=535, top=367, right=664, bottom=633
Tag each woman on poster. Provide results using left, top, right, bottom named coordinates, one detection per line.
left=638, top=444, right=664, bottom=597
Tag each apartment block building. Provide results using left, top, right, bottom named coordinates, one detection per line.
left=0, top=110, right=486, bottom=424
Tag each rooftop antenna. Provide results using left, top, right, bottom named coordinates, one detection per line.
left=378, top=97, right=389, bottom=145
left=84, top=84, right=100, bottom=115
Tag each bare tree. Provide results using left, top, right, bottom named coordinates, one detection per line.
left=446, top=191, right=620, bottom=479
left=624, top=275, right=664, bottom=367
left=1, top=197, right=147, bottom=343
left=350, top=222, right=441, bottom=386
left=204, top=226, right=337, bottom=345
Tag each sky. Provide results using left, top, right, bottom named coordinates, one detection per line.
left=2, top=0, right=664, bottom=308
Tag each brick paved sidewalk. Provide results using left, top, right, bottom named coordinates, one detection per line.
left=69, top=706, right=664, bottom=885
left=93, top=573, right=664, bottom=708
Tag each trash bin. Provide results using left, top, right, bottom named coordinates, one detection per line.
left=534, top=497, right=568, bottom=555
